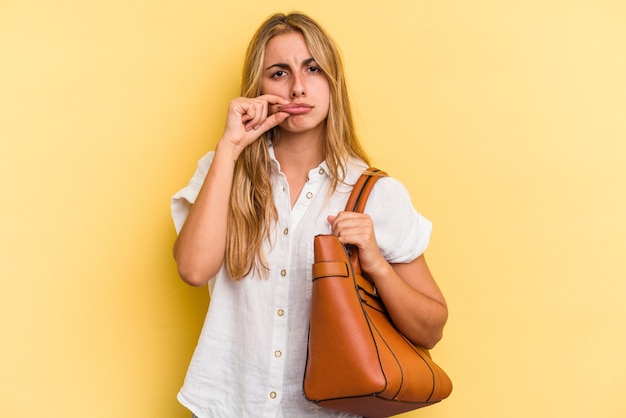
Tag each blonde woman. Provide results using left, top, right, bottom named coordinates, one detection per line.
left=171, top=12, right=447, bottom=418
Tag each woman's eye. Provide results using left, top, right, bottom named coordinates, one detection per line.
left=308, top=66, right=322, bottom=73
left=272, top=70, right=287, bottom=78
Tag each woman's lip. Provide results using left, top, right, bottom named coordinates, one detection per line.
left=277, top=103, right=313, bottom=115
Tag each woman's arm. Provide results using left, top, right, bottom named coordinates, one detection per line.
left=328, top=212, right=447, bottom=348
left=173, top=141, right=237, bottom=286
left=173, top=95, right=290, bottom=286
left=374, top=256, right=447, bottom=349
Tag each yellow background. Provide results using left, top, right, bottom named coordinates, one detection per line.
left=1, top=1, right=625, bottom=417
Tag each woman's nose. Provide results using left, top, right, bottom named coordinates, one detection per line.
left=291, top=75, right=306, bottom=97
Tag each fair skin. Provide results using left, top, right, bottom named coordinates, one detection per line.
left=262, top=32, right=331, bottom=205
left=174, top=31, right=447, bottom=348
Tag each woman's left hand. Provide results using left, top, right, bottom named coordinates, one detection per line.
left=327, top=212, right=387, bottom=276
left=328, top=211, right=447, bottom=349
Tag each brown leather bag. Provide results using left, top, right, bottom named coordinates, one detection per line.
left=303, top=168, right=453, bottom=418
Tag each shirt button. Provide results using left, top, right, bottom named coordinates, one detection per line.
left=283, top=228, right=288, bottom=235
left=277, top=309, right=285, bottom=316
left=280, top=269, right=287, bottom=277
left=274, top=350, right=282, bottom=358
left=270, top=391, right=277, bottom=399
left=306, top=192, right=313, bottom=199
left=319, top=167, right=325, bottom=175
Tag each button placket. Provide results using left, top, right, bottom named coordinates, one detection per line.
left=265, top=212, right=290, bottom=416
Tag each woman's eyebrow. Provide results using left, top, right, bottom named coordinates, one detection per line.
left=265, top=58, right=316, bottom=71
left=265, top=63, right=290, bottom=71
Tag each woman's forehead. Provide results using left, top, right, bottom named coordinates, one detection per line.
left=264, top=32, right=312, bottom=64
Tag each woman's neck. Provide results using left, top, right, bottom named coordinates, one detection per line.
left=273, top=130, right=324, bottom=174
left=273, top=130, right=325, bottom=207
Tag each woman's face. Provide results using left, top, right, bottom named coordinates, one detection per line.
left=261, top=31, right=331, bottom=136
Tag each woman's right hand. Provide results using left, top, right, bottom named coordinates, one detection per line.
left=220, top=94, right=291, bottom=155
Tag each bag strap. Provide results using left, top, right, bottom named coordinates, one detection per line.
left=343, top=168, right=388, bottom=291
left=345, top=167, right=388, bottom=213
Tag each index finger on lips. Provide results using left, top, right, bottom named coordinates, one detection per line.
left=258, top=94, right=291, bottom=105
left=258, top=94, right=291, bottom=116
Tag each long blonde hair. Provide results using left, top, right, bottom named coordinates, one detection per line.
left=226, top=12, right=371, bottom=279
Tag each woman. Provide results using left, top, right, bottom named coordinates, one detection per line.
left=171, top=12, right=447, bottom=418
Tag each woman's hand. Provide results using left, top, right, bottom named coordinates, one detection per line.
left=327, top=212, right=387, bottom=276
left=220, top=94, right=291, bottom=156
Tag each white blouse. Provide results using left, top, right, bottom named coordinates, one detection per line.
left=171, top=147, right=432, bottom=418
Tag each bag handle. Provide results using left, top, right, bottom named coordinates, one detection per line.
left=343, top=168, right=388, bottom=289
left=345, top=167, right=388, bottom=213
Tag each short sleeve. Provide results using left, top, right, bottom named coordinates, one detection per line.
left=170, top=151, right=215, bottom=234
left=364, top=176, right=432, bottom=263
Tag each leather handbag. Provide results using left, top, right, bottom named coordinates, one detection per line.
left=303, top=168, right=452, bottom=418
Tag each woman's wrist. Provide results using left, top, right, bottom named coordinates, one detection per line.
left=366, top=254, right=394, bottom=285
left=215, top=137, right=244, bottom=164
